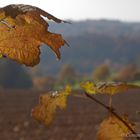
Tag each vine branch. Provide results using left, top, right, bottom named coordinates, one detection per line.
left=84, top=92, right=140, bottom=140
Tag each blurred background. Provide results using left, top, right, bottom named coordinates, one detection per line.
left=0, top=1, right=140, bottom=140
left=1, top=0, right=140, bottom=90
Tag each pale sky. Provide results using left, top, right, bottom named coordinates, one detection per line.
left=1, top=0, right=140, bottom=22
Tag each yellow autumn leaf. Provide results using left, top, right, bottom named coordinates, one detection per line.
left=81, top=81, right=140, bottom=95
left=0, top=4, right=68, bottom=67
left=96, top=115, right=135, bottom=140
left=80, top=81, right=97, bottom=94
left=32, top=85, right=71, bottom=126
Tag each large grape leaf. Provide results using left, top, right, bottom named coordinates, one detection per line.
left=96, top=116, right=135, bottom=140
left=0, top=6, right=67, bottom=66
left=31, top=85, right=71, bottom=126
left=81, top=81, right=140, bottom=95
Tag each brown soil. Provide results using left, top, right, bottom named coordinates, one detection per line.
left=0, top=89, right=139, bottom=140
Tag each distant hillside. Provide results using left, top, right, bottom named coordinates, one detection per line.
left=33, top=20, right=140, bottom=75
left=49, top=19, right=140, bottom=37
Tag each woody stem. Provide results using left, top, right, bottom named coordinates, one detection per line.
left=84, top=92, right=140, bottom=140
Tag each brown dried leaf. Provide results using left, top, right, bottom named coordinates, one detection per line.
left=0, top=5, right=67, bottom=66
left=2, top=4, right=68, bottom=23
left=32, top=86, right=71, bottom=126
left=97, top=116, right=135, bottom=140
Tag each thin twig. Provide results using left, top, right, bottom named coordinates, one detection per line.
left=84, top=92, right=140, bottom=140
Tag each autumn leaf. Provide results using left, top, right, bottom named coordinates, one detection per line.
left=32, top=85, right=71, bottom=126
left=81, top=81, right=140, bottom=95
left=1, top=4, right=69, bottom=23
left=96, top=115, right=135, bottom=140
left=80, top=81, right=97, bottom=94
left=0, top=4, right=68, bottom=66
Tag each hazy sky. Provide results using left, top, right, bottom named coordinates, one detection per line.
left=1, top=0, right=140, bottom=21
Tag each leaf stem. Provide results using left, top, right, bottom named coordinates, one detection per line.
left=109, top=95, right=112, bottom=108
left=84, top=92, right=140, bottom=140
